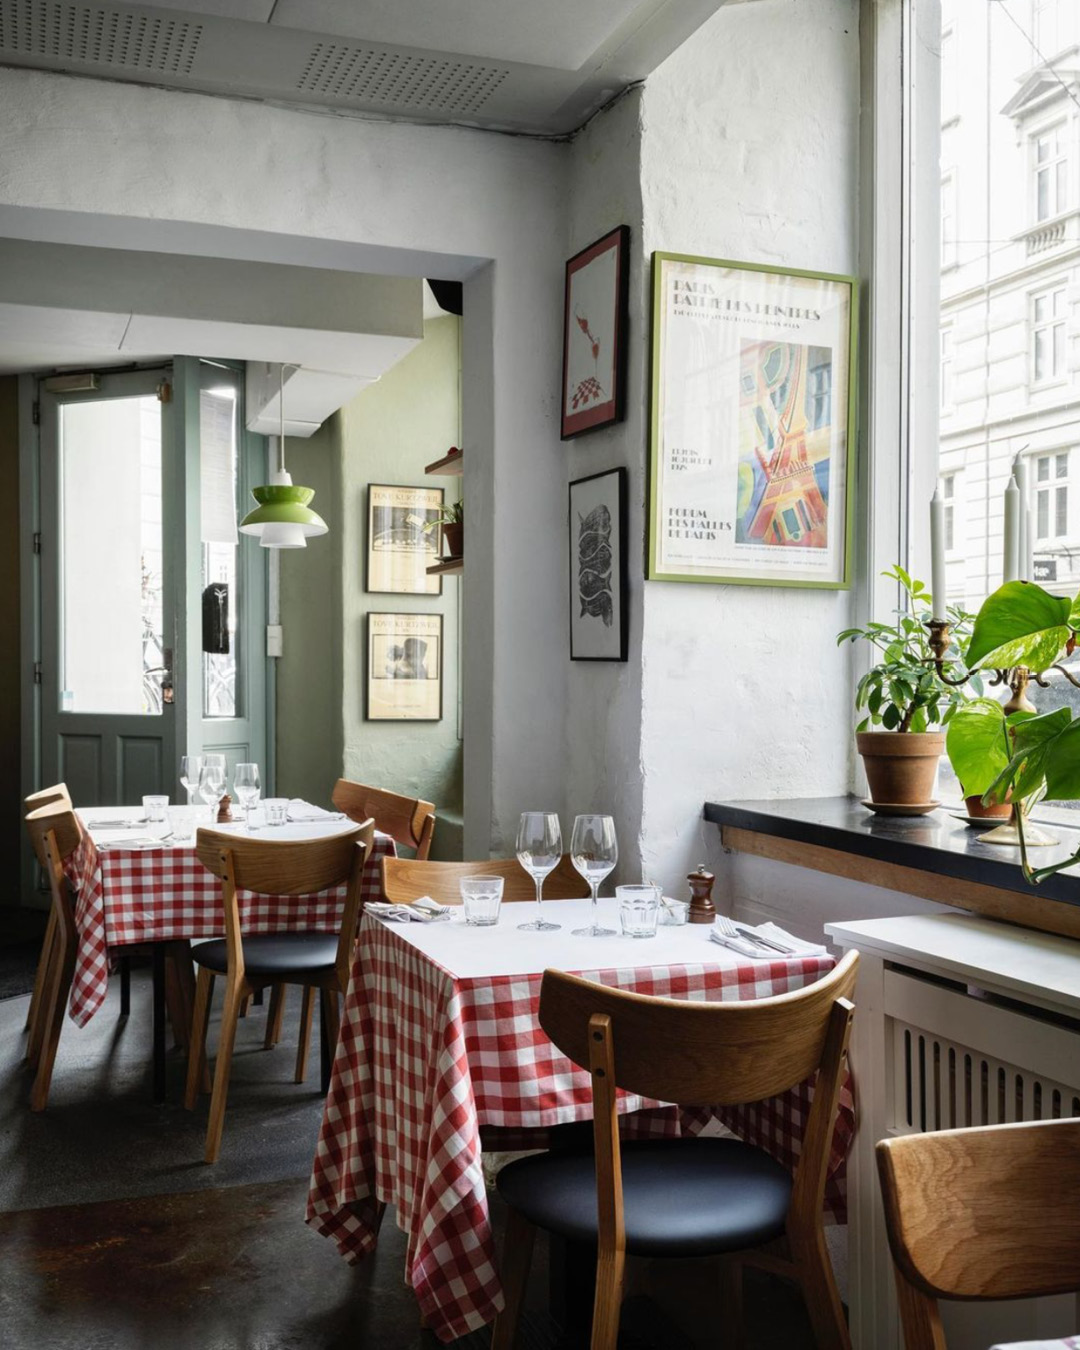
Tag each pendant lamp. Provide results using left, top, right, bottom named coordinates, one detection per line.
left=239, top=363, right=328, bottom=549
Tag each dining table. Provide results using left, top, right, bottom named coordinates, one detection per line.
left=64, top=803, right=396, bottom=1100
left=306, top=895, right=856, bottom=1343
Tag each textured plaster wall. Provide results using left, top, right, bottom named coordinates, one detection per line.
left=0, top=67, right=567, bottom=857
left=339, top=315, right=463, bottom=828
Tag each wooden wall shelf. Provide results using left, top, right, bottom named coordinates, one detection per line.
left=425, top=451, right=463, bottom=476
left=427, top=557, right=463, bottom=576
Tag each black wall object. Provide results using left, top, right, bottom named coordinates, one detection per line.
left=202, top=584, right=229, bottom=654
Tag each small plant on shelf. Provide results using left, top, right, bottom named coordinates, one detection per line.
left=836, top=565, right=980, bottom=812
left=426, top=499, right=463, bottom=558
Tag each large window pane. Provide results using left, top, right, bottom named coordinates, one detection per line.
left=59, top=397, right=163, bottom=715
left=200, top=375, right=240, bottom=719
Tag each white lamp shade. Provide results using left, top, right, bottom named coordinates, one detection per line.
left=258, top=521, right=308, bottom=549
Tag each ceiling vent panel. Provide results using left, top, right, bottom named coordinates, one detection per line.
left=0, top=0, right=201, bottom=73
left=296, top=41, right=509, bottom=115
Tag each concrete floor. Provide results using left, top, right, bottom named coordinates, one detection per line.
left=0, top=961, right=827, bottom=1349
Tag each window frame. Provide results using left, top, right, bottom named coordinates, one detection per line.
left=1030, top=280, right=1069, bottom=390
left=1031, top=120, right=1069, bottom=225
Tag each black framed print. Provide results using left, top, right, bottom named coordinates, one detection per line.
left=366, top=613, right=443, bottom=720
left=560, top=225, right=630, bottom=440
left=569, top=467, right=628, bottom=661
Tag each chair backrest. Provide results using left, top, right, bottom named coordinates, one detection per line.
left=25, top=783, right=72, bottom=814
left=332, top=778, right=436, bottom=859
left=24, top=803, right=83, bottom=871
left=196, top=821, right=375, bottom=989
left=539, top=950, right=859, bottom=1107
left=877, top=1118, right=1080, bottom=1338
left=196, top=824, right=373, bottom=896
left=381, top=854, right=590, bottom=905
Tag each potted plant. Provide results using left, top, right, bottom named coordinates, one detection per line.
left=944, top=698, right=1015, bottom=819
left=947, top=579, right=1080, bottom=878
left=431, top=500, right=463, bottom=559
left=837, top=565, right=979, bottom=813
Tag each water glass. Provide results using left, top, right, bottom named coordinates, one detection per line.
left=658, top=898, right=689, bottom=926
left=168, top=806, right=194, bottom=843
left=617, top=884, right=659, bottom=939
left=515, top=812, right=563, bottom=932
left=263, top=797, right=288, bottom=827
left=142, top=794, right=169, bottom=823
left=460, top=876, right=504, bottom=926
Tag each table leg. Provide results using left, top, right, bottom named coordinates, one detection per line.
left=119, top=955, right=131, bottom=1017
left=152, top=945, right=166, bottom=1104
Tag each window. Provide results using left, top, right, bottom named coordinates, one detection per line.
left=941, top=472, right=958, bottom=552
left=940, top=326, right=954, bottom=410
left=941, top=172, right=958, bottom=268
left=940, top=24, right=958, bottom=125
left=1031, top=284, right=1067, bottom=386
left=1034, top=451, right=1070, bottom=540
left=1033, top=123, right=1068, bottom=223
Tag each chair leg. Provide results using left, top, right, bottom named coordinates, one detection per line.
left=26, top=907, right=58, bottom=1036
left=295, top=985, right=316, bottom=1084
left=30, top=921, right=76, bottom=1113
left=319, top=986, right=341, bottom=1094
left=238, top=993, right=252, bottom=1018
left=590, top=1246, right=625, bottom=1350
left=265, top=983, right=286, bottom=1049
left=184, top=968, right=215, bottom=1110
left=203, top=978, right=245, bottom=1164
left=26, top=913, right=59, bottom=1067
left=718, top=1257, right=745, bottom=1350
left=490, top=1208, right=536, bottom=1350
left=795, top=1232, right=851, bottom=1350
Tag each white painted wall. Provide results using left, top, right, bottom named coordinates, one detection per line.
left=0, top=66, right=567, bottom=856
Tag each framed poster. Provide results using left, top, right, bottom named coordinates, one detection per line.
left=366, top=484, right=444, bottom=595
left=569, top=467, right=628, bottom=661
left=648, top=252, right=858, bottom=589
left=367, top=613, right=443, bottom=721
left=561, top=225, right=630, bottom=440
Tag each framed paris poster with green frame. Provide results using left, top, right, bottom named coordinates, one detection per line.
left=647, top=252, right=858, bottom=589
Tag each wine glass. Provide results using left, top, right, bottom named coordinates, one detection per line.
left=234, top=763, right=260, bottom=825
left=515, top=812, right=563, bottom=932
left=197, top=755, right=226, bottom=820
left=179, top=755, right=203, bottom=805
left=570, top=814, right=618, bottom=936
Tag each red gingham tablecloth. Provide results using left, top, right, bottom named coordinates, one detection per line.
left=306, top=906, right=856, bottom=1342
left=64, top=825, right=396, bottom=1027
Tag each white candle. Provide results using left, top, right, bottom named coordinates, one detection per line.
left=1013, top=455, right=1031, bottom=581
left=930, top=488, right=947, bottom=620
left=1003, top=477, right=1021, bottom=583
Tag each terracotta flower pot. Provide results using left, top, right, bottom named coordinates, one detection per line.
left=856, top=731, right=945, bottom=811
left=963, top=792, right=1012, bottom=820
left=443, top=522, right=463, bottom=558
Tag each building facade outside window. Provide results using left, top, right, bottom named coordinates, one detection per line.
left=940, top=171, right=958, bottom=268
left=940, top=325, right=954, bottom=411
left=941, top=471, right=958, bottom=553
left=1031, top=283, right=1068, bottom=386
left=1032, top=123, right=1068, bottom=223
left=1034, top=450, right=1070, bottom=541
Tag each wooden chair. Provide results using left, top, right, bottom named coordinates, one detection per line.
left=876, top=1119, right=1080, bottom=1350
left=23, top=803, right=84, bottom=1111
left=184, top=819, right=374, bottom=1163
left=332, top=778, right=436, bottom=859
left=491, top=952, right=860, bottom=1350
left=23, top=784, right=72, bottom=1044
left=381, top=854, right=589, bottom=905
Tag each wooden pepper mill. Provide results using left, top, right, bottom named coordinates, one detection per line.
left=216, top=793, right=234, bottom=824
left=687, top=863, right=716, bottom=924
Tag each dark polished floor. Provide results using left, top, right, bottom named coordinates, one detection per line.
left=0, top=949, right=826, bottom=1349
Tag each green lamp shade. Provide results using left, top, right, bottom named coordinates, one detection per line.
left=239, top=484, right=328, bottom=537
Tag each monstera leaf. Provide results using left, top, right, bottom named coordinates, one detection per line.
left=966, top=582, right=1072, bottom=672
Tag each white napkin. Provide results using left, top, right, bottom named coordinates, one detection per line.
left=86, top=818, right=146, bottom=830
left=365, top=896, right=452, bottom=923
left=748, top=922, right=828, bottom=957
left=711, top=922, right=827, bottom=961
left=286, top=800, right=344, bottom=822
left=710, top=931, right=779, bottom=961
left=97, top=837, right=170, bottom=850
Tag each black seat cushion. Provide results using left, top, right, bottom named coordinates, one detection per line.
left=496, top=1137, right=792, bottom=1258
left=191, top=933, right=337, bottom=976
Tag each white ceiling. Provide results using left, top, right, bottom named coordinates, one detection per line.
left=0, top=0, right=727, bottom=134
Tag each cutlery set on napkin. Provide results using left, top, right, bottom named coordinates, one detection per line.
left=365, top=897, right=453, bottom=923
left=710, top=917, right=828, bottom=960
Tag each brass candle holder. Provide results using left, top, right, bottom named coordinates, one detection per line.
left=925, top=617, right=1067, bottom=846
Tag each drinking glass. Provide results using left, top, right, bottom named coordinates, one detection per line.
left=617, top=884, right=659, bottom=939
left=570, top=814, right=618, bottom=936
left=180, top=755, right=203, bottom=805
left=460, top=876, right=504, bottom=926
left=234, top=763, right=261, bottom=824
left=197, top=756, right=226, bottom=821
left=515, top=812, right=563, bottom=932
left=142, top=794, right=169, bottom=823
left=263, top=798, right=288, bottom=827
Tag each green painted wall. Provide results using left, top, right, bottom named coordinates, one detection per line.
left=276, top=316, right=463, bottom=852
left=341, top=315, right=463, bottom=848
left=0, top=377, right=20, bottom=906
left=275, top=416, right=344, bottom=808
